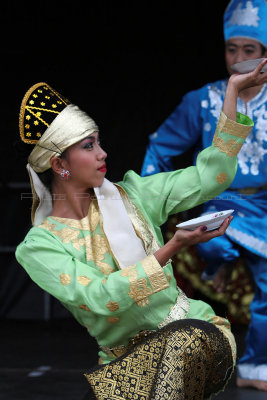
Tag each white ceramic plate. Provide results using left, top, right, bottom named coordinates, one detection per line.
left=176, top=209, right=234, bottom=231
left=231, top=58, right=267, bottom=74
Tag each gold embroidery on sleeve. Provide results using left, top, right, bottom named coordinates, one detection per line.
left=212, top=129, right=243, bottom=157
left=120, top=265, right=138, bottom=280
left=217, top=112, right=251, bottom=138
left=60, top=273, right=71, bottom=285
left=108, top=317, right=119, bottom=324
left=128, top=278, right=153, bottom=307
left=106, top=301, right=120, bottom=312
left=77, top=275, right=91, bottom=286
left=142, top=255, right=169, bottom=293
left=121, top=262, right=165, bottom=307
left=216, top=172, right=228, bottom=184
left=79, top=304, right=91, bottom=312
left=121, top=265, right=153, bottom=306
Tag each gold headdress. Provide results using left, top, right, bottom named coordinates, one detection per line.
left=19, top=82, right=98, bottom=225
left=19, top=82, right=70, bottom=145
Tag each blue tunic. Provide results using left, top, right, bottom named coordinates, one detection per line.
left=141, top=79, right=267, bottom=260
left=141, top=79, right=267, bottom=373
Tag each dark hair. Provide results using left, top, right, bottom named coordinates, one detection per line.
left=38, top=149, right=68, bottom=193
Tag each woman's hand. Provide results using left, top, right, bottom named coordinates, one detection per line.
left=228, top=58, right=267, bottom=94
left=154, top=216, right=233, bottom=267
left=172, top=216, right=233, bottom=247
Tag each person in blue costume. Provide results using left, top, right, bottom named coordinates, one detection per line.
left=141, top=0, right=267, bottom=392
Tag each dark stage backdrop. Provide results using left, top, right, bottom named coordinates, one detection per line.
left=1, top=1, right=230, bottom=319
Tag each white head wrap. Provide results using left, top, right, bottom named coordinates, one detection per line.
left=27, top=103, right=99, bottom=225
left=28, top=104, right=98, bottom=173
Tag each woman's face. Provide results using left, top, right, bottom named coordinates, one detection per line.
left=225, top=38, right=266, bottom=75
left=63, top=131, right=107, bottom=189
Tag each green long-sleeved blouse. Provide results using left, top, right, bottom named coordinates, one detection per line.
left=16, top=112, right=253, bottom=364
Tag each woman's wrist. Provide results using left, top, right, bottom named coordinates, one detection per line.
left=223, top=81, right=238, bottom=121
left=154, top=237, right=182, bottom=267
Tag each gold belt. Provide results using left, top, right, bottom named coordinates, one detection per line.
left=100, top=329, right=155, bottom=358
left=228, top=185, right=267, bottom=195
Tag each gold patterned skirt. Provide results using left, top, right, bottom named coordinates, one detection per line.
left=84, top=319, right=234, bottom=400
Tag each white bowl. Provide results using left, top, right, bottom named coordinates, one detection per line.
left=231, top=58, right=267, bottom=74
left=176, top=209, right=234, bottom=231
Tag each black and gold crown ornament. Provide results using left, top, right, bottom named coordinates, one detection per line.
left=19, top=82, right=70, bottom=144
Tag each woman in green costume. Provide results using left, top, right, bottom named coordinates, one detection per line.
left=16, top=60, right=267, bottom=399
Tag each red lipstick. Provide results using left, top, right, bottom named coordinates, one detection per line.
left=98, top=163, right=107, bottom=173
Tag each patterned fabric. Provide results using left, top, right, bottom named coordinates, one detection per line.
left=84, top=319, right=234, bottom=400
left=224, top=0, right=267, bottom=48
left=19, top=82, right=69, bottom=144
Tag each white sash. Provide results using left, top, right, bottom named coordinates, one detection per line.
left=94, top=179, right=147, bottom=268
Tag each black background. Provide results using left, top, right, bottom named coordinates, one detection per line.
left=1, top=0, right=230, bottom=318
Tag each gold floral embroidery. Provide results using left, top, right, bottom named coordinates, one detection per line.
left=79, top=304, right=91, bottom=312
left=106, top=301, right=119, bottom=312
left=212, top=130, right=243, bottom=157
left=86, top=234, right=106, bottom=261
left=60, top=273, right=71, bottom=285
left=82, top=234, right=114, bottom=275
left=128, top=278, right=153, bottom=307
left=102, top=278, right=107, bottom=284
left=77, top=275, right=91, bottom=286
left=99, top=262, right=115, bottom=276
left=120, top=265, right=138, bottom=281
left=108, top=317, right=119, bottom=324
left=39, top=220, right=83, bottom=249
left=216, top=172, right=228, bottom=184
left=39, top=218, right=55, bottom=231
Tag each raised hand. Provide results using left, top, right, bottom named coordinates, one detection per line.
left=229, top=58, right=267, bottom=93
left=223, top=59, right=267, bottom=120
